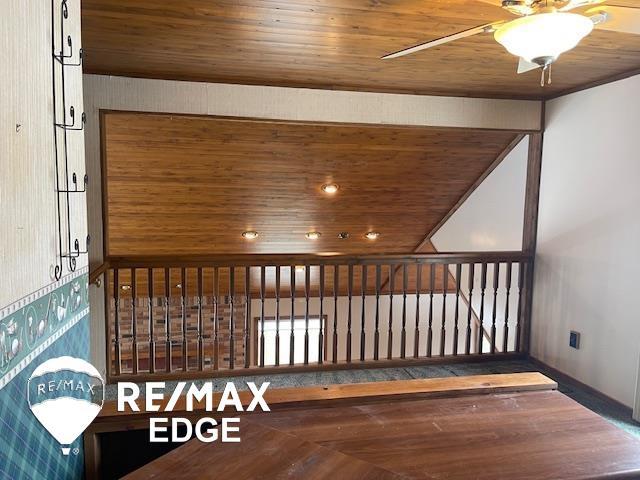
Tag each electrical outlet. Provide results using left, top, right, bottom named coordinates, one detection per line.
left=569, top=331, right=580, bottom=350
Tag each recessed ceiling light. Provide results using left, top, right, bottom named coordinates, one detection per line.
left=365, top=231, right=380, bottom=240
left=242, top=231, right=259, bottom=239
left=175, top=283, right=182, bottom=289
left=337, top=232, right=350, bottom=239
left=121, top=284, right=131, bottom=291
left=295, top=265, right=305, bottom=273
left=321, top=183, right=339, bottom=194
left=305, top=231, right=321, bottom=240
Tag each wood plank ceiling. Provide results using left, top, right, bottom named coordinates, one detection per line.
left=103, top=112, right=519, bottom=257
left=81, top=0, right=640, bottom=99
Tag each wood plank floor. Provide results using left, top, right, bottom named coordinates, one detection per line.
left=124, top=380, right=640, bottom=479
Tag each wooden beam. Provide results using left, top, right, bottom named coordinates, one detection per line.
left=520, top=133, right=544, bottom=353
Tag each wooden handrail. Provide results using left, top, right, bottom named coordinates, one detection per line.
left=89, top=260, right=110, bottom=285
left=107, top=251, right=531, bottom=268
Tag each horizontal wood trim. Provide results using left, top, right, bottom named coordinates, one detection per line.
left=98, top=370, right=554, bottom=420
left=99, top=108, right=535, bottom=134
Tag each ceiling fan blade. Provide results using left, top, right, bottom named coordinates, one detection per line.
left=559, top=0, right=605, bottom=12
left=588, top=6, right=640, bottom=35
left=517, top=57, right=541, bottom=74
left=381, top=23, right=498, bottom=60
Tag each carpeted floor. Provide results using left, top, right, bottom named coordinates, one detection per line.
left=105, top=359, right=640, bottom=438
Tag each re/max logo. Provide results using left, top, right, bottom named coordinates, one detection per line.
left=117, top=381, right=270, bottom=443
left=36, top=380, right=98, bottom=395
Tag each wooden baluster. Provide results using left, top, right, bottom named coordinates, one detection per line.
left=113, top=269, right=121, bottom=376
left=360, top=264, right=367, bottom=361
left=304, top=265, right=311, bottom=365
left=197, top=267, right=204, bottom=370
left=440, top=263, right=448, bottom=357
left=165, top=268, right=171, bottom=372
left=453, top=264, right=461, bottom=356
left=374, top=264, right=381, bottom=361
left=414, top=264, right=421, bottom=358
left=213, top=266, right=219, bottom=371
left=319, top=264, right=325, bottom=364
left=427, top=264, right=435, bottom=357
left=477, top=263, right=487, bottom=355
left=131, top=268, right=138, bottom=375
left=290, top=265, right=296, bottom=366
left=491, top=262, right=500, bottom=354
left=148, top=268, right=155, bottom=373
left=275, top=266, right=281, bottom=366
left=503, top=262, right=513, bottom=353
left=515, top=261, right=525, bottom=353
left=181, top=268, right=187, bottom=371
left=465, top=264, right=475, bottom=355
left=400, top=264, right=408, bottom=359
left=244, top=266, right=251, bottom=368
left=259, top=266, right=265, bottom=368
left=347, top=264, right=353, bottom=363
left=229, top=267, right=235, bottom=369
left=333, top=265, right=339, bottom=364
left=387, top=264, right=394, bottom=360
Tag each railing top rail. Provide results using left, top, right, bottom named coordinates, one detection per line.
left=106, top=251, right=531, bottom=269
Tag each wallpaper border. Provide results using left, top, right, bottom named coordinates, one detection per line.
left=0, top=267, right=90, bottom=391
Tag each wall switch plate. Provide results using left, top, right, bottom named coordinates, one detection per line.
left=570, top=331, right=580, bottom=349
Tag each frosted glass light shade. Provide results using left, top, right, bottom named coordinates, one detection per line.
left=494, top=13, right=594, bottom=64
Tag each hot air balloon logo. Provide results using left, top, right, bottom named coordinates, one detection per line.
left=27, top=356, right=104, bottom=455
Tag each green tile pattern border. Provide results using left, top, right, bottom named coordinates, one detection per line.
left=0, top=267, right=89, bottom=391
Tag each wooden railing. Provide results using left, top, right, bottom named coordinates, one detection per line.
left=101, top=252, right=532, bottom=382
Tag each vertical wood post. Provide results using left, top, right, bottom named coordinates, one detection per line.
left=521, top=132, right=543, bottom=354
left=244, top=266, right=251, bottom=368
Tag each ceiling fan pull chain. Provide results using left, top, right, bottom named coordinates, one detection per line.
left=540, top=68, right=545, bottom=87
left=548, top=64, right=552, bottom=85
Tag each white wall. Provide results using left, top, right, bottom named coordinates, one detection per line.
left=431, top=137, right=527, bottom=252
left=0, top=0, right=87, bottom=308
left=531, top=74, right=640, bottom=408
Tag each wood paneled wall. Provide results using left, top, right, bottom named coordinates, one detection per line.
left=102, top=112, right=519, bottom=256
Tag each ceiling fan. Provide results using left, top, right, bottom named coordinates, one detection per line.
left=381, top=0, right=640, bottom=86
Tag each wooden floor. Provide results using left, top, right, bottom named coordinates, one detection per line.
left=122, top=374, right=640, bottom=480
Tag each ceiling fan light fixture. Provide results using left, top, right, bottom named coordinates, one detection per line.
left=494, top=12, right=594, bottom=66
